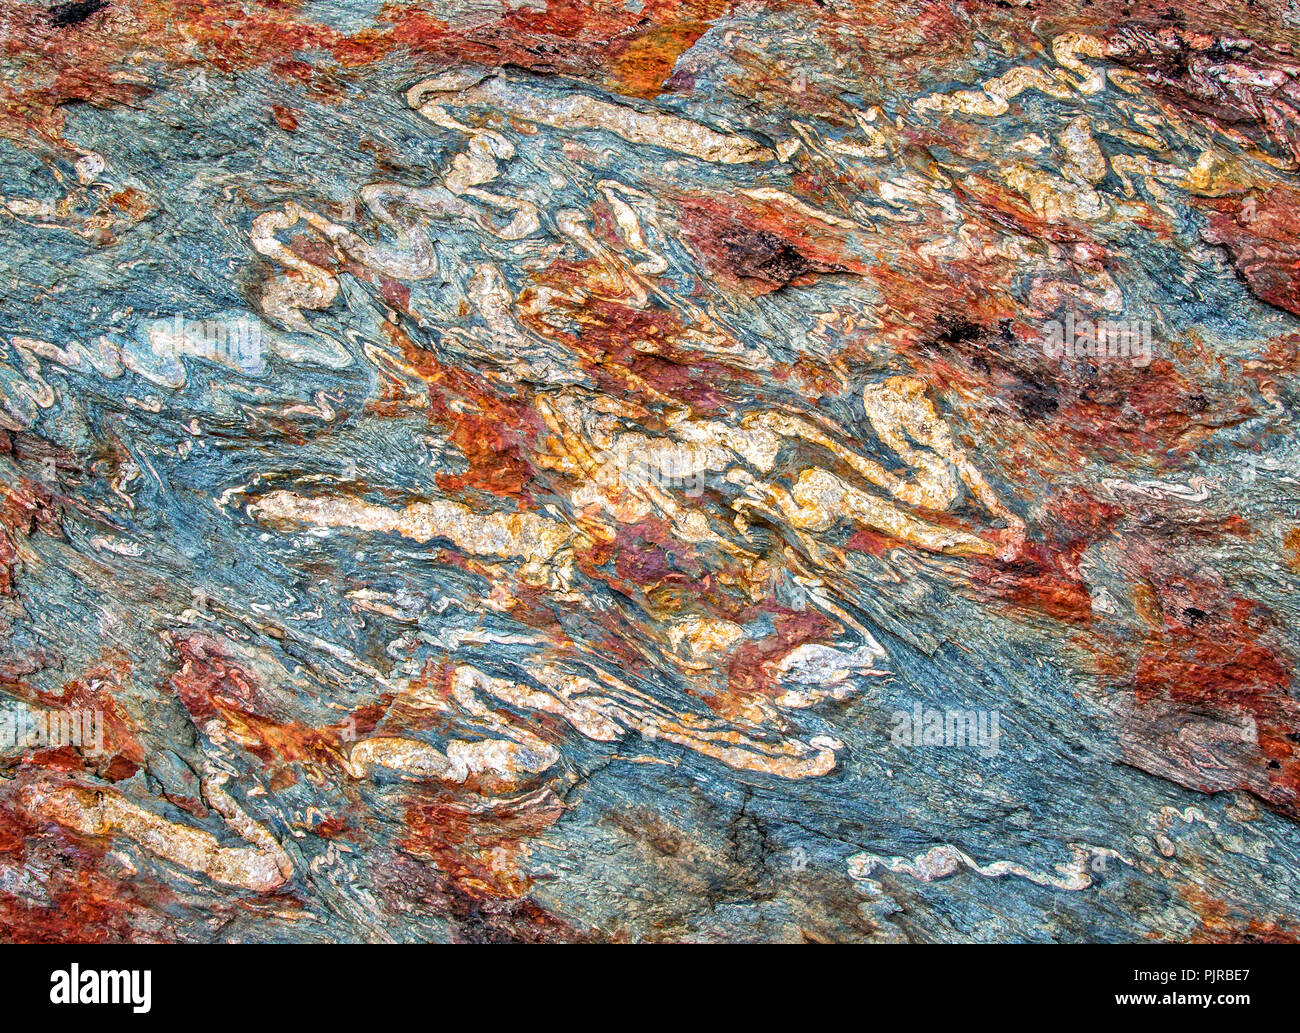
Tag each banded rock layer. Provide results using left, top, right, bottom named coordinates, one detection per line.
left=1, top=0, right=1299, bottom=942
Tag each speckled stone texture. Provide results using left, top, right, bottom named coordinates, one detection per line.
left=1, top=0, right=1299, bottom=942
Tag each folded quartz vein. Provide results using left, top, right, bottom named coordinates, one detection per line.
left=0, top=0, right=1298, bottom=942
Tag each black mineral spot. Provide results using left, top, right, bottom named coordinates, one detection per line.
left=720, top=226, right=815, bottom=285
left=48, top=0, right=109, bottom=27
left=936, top=317, right=985, bottom=346
left=1016, top=389, right=1059, bottom=421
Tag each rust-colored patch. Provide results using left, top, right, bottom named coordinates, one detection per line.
left=674, top=192, right=862, bottom=294
left=168, top=635, right=354, bottom=778
left=1284, top=527, right=1300, bottom=573
left=376, top=323, right=542, bottom=502
left=1180, top=883, right=1300, bottom=944
left=270, top=104, right=299, bottom=131
left=0, top=781, right=176, bottom=943
left=608, top=20, right=718, bottom=99
left=726, top=609, right=839, bottom=700
left=1201, top=187, right=1300, bottom=318
left=400, top=790, right=564, bottom=901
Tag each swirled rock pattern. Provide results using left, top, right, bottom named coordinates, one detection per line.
left=1, top=0, right=1299, bottom=942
